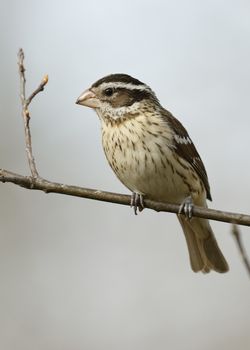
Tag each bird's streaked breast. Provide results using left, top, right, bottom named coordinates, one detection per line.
left=100, top=113, right=204, bottom=204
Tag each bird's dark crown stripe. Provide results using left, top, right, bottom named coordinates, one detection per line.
left=92, top=73, right=145, bottom=88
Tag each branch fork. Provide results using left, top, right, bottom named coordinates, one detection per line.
left=18, top=48, right=48, bottom=179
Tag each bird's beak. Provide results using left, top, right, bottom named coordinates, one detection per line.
left=76, top=89, right=100, bottom=108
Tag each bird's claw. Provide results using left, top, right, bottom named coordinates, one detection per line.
left=178, top=196, right=194, bottom=220
left=130, top=192, right=144, bottom=215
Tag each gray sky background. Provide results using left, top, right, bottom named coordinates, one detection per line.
left=1, top=1, right=250, bottom=349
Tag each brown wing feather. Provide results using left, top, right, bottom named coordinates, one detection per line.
left=161, top=109, right=212, bottom=201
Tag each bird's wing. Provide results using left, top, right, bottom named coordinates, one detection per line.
left=162, top=109, right=212, bottom=200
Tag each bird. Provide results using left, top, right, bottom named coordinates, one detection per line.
left=76, top=73, right=229, bottom=273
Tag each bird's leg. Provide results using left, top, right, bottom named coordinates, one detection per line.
left=130, top=192, right=145, bottom=215
left=178, top=196, right=194, bottom=220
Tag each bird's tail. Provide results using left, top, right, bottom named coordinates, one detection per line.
left=177, top=215, right=229, bottom=273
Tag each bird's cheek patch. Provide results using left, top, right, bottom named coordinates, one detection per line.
left=111, top=92, right=133, bottom=108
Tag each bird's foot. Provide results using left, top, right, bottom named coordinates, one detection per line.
left=130, top=192, right=144, bottom=215
left=178, top=196, right=194, bottom=220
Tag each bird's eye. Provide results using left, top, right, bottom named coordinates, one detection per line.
left=104, top=88, right=114, bottom=97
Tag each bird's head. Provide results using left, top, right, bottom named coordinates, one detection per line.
left=76, top=74, right=159, bottom=121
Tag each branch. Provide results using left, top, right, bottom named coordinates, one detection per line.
left=18, top=48, right=48, bottom=178
left=1, top=168, right=250, bottom=227
left=232, top=225, right=250, bottom=277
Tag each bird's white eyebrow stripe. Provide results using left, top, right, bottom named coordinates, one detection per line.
left=99, top=81, right=150, bottom=92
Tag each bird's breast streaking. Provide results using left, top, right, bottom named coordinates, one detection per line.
left=101, top=110, right=205, bottom=205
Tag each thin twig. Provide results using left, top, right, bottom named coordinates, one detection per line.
left=26, top=75, right=48, bottom=106
left=1, top=168, right=250, bottom=227
left=17, top=48, right=48, bottom=178
left=232, top=225, right=250, bottom=277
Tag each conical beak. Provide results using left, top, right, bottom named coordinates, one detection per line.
left=76, top=89, right=100, bottom=108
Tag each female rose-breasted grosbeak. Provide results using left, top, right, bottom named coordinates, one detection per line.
left=76, top=74, right=229, bottom=273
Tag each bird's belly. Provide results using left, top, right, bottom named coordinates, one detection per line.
left=102, top=120, right=204, bottom=205
left=114, top=153, right=188, bottom=202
